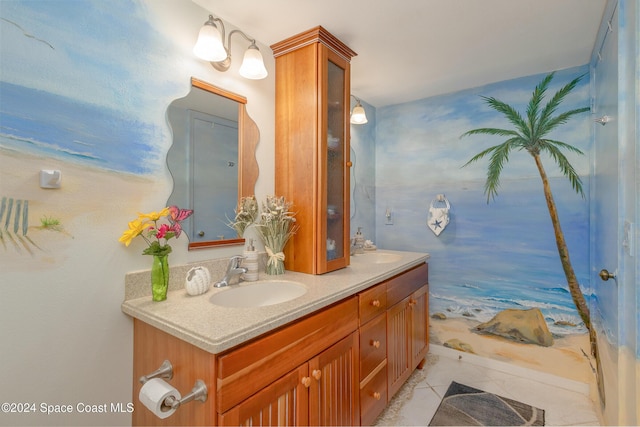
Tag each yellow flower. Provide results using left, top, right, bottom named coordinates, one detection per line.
left=138, top=207, right=170, bottom=222
left=118, top=218, right=152, bottom=246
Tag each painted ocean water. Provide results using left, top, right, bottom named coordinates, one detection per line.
left=0, top=81, right=162, bottom=175
left=376, top=179, right=592, bottom=337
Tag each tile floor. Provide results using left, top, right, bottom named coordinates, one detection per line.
left=374, top=345, right=601, bottom=426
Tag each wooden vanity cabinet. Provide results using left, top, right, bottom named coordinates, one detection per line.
left=217, top=297, right=359, bottom=426
left=131, top=262, right=429, bottom=427
left=386, top=263, right=429, bottom=398
left=271, top=26, right=357, bottom=275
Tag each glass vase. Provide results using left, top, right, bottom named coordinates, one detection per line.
left=151, top=254, right=169, bottom=301
left=266, top=257, right=285, bottom=275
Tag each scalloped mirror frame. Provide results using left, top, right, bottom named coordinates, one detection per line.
left=168, top=77, right=260, bottom=249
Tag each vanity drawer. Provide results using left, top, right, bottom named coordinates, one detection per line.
left=359, top=313, right=387, bottom=379
left=216, top=296, right=358, bottom=413
left=360, top=363, right=388, bottom=426
left=386, top=263, right=428, bottom=307
left=359, top=282, right=387, bottom=325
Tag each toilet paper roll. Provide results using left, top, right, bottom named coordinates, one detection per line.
left=139, top=378, right=181, bottom=419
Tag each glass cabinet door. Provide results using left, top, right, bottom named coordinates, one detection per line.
left=325, top=58, right=346, bottom=264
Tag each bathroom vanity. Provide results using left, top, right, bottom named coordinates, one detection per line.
left=122, top=250, right=429, bottom=426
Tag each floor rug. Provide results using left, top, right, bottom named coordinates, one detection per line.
left=429, top=381, right=545, bottom=426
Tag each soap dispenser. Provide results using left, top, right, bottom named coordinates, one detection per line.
left=242, top=238, right=259, bottom=281
left=353, top=227, right=365, bottom=255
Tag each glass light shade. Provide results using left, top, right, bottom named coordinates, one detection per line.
left=193, top=23, right=227, bottom=62
left=239, top=46, right=268, bottom=80
left=350, top=103, right=368, bottom=124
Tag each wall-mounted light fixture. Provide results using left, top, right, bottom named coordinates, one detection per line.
left=193, top=15, right=268, bottom=80
left=350, top=95, right=368, bottom=124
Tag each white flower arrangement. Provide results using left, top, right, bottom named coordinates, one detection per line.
left=254, top=195, right=299, bottom=274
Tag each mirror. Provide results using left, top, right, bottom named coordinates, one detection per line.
left=166, top=78, right=259, bottom=249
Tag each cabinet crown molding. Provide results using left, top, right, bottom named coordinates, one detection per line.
left=271, top=25, right=357, bottom=61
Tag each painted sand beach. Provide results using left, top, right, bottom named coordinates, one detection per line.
left=0, top=147, right=159, bottom=269
left=429, top=316, right=595, bottom=384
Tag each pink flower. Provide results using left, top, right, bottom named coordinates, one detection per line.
left=155, top=223, right=171, bottom=239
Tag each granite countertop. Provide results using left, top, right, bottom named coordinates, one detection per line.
left=121, top=249, right=429, bottom=354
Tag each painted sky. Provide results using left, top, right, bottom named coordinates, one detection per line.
left=0, top=0, right=171, bottom=120
left=0, top=0, right=188, bottom=174
left=376, top=67, right=592, bottom=186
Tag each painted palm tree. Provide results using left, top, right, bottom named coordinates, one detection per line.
left=460, top=72, right=597, bottom=358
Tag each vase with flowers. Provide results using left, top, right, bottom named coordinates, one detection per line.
left=255, top=196, right=298, bottom=275
left=119, top=206, right=193, bottom=301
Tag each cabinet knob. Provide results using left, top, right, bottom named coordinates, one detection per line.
left=409, top=298, right=417, bottom=307
left=373, top=392, right=381, bottom=400
left=371, top=340, right=380, bottom=349
left=312, top=369, right=322, bottom=380
left=346, top=161, right=353, bottom=167
left=371, top=299, right=380, bottom=307
left=301, top=377, right=311, bottom=388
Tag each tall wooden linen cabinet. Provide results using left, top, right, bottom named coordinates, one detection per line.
left=271, top=26, right=356, bottom=274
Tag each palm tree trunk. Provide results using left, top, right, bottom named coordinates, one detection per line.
left=532, top=154, right=597, bottom=357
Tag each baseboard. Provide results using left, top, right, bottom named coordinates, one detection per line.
left=429, top=344, right=591, bottom=395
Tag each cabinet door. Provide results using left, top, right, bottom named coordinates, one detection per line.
left=386, top=296, right=412, bottom=398
left=219, top=364, right=309, bottom=426
left=308, top=332, right=359, bottom=426
left=319, top=47, right=351, bottom=274
left=411, top=285, right=429, bottom=368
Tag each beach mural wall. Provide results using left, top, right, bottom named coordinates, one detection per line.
left=0, top=0, right=178, bottom=264
left=0, top=1, right=275, bottom=425
left=375, top=66, right=596, bottom=383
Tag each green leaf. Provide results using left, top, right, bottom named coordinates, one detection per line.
left=142, top=241, right=173, bottom=256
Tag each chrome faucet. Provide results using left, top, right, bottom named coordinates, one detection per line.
left=214, top=256, right=247, bottom=288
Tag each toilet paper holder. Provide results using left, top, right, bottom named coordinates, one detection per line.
left=163, top=380, right=208, bottom=410
left=139, top=360, right=208, bottom=410
left=139, top=360, right=173, bottom=384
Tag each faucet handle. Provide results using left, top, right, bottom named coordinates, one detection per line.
left=229, top=255, right=245, bottom=268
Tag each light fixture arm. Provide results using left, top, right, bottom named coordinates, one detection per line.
left=194, top=14, right=268, bottom=79
left=209, top=19, right=257, bottom=72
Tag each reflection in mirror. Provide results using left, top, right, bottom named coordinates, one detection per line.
left=166, top=78, right=259, bottom=248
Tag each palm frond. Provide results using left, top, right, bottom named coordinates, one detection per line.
left=540, top=139, right=585, bottom=156
left=540, top=107, right=591, bottom=135
left=484, top=140, right=517, bottom=202
left=461, top=143, right=504, bottom=167
left=542, top=142, right=585, bottom=197
left=460, top=127, right=522, bottom=139
left=537, top=73, right=588, bottom=134
left=526, top=73, right=555, bottom=138
left=481, top=96, right=531, bottom=139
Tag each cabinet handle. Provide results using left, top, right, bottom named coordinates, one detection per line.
left=371, top=299, right=380, bottom=307
left=312, top=369, right=322, bottom=380
left=301, top=377, right=311, bottom=388
left=373, top=392, right=381, bottom=400
left=371, top=340, right=380, bottom=349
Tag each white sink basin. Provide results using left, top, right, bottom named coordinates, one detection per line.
left=355, top=252, right=402, bottom=264
left=210, top=280, right=307, bottom=308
